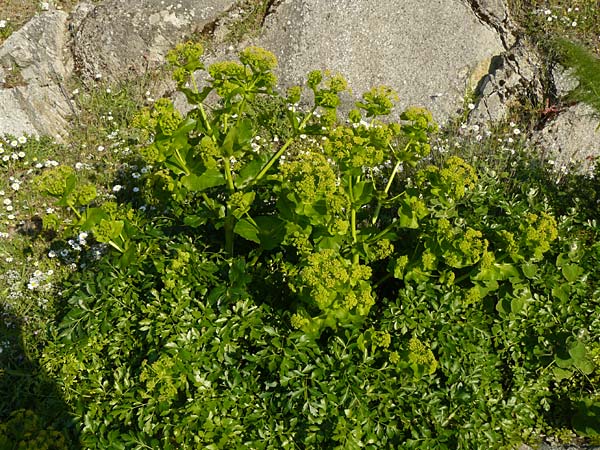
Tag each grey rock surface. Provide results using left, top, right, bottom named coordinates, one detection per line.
left=470, top=40, right=545, bottom=123
left=0, top=10, right=74, bottom=139
left=72, top=0, right=235, bottom=82
left=533, top=103, right=600, bottom=173
left=256, top=0, right=505, bottom=124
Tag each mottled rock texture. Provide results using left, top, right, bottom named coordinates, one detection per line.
left=257, top=0, right=504, bottom=123
left=0, top=0, right=598, bottom=169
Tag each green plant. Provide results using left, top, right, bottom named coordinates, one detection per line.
left=553, top=37, right=600, bottom=122
left=29, top=43, right=600, bottom=448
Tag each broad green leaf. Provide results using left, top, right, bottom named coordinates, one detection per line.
left=552, top=283, right=571, bottom=302
left=574, top=357, right=595, bottom=375
left=521, top=262, right=537, bottom=279
left=562, top=263, right=583, bottom=282
left=554, top=352, right=574, bottom=369
left=181, top=168, right=225, bottom=192
left=568, top=340, right=587, bottom=362
left=398, top=201, right=419, bottom=229
left=552, top=367, right=573, bottom=380
left=234, top=218, right=260, bottom=244
left=352, top=181, right=375, bottom=207
left=254, top=216, right=286, bottom=250
left=80, top=207, right=109, bottom=231
left=510, top=296, right=525, bottom=314
left=235, top=153, right=269, bottom=189
left=222, top=118, right=254, bottom=156
left=573, top=399, right=600, bottom=437
left=496, top=298, right=511, bottom=317
left=183, top=215, right=206, bottom=227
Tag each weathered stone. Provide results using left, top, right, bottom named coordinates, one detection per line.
left=256, top=0, right=505, bottom=124
left=72, top=0, right=236, bottom=82
left=464, top=0, right=516, bottom=47
left=0, top=10, right=73, bottom=139
left=552, top=63, right=579, bottom=99
left=533, top=103, right=600, bottom=173
left=470, top=41, right=545, bottom=124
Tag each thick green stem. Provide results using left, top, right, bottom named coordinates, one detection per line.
left=108, top=240, right=125, bottom=253
left=348, top=175, right=360, bottom=265
left=224, top=216, right=234, bottom=257
left=371, top=141, right=412, bottom=225
left=223, top=158, right=235, bottom=193
left=384, top=159, right=403, bottom=195
left=222, top=158, right=236, bottom=257
left=254, top=107, right=316, bottom=183
left=69, top=205, right=82, bottom=220
left=174, top=148, right=190, bottom=176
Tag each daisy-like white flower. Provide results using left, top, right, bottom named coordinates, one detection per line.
left=17, top=136, right=27, bottom=144
left=112, top=184, right=122, bottom=192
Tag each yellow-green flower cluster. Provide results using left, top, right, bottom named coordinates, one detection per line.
left=35, top=165, right=75, bottom=197
left=357, top=86, right=399, bottom=117
left=443, top=227, right=487, bottom=268
left=366, top=238, right=394, bottom=262
left=75, top=183, right=97, bottom=206
left=521, top=212, right=558, bottom=260
left=408, top=336, right=438, bottom=375
left=239, top=46, right=277, bottom=72
left=208, top=61, right=246, bottom=97
left=324, top=125, right=389, bottom=172
left=166, top=41, right=204, bottom=86
left=133, top=98, right=182, bottom=139
left=295, top=249, right=375, bottom=318
left=417, top=156, right=478, bottom=201
left=372, top=330, right=392, bottom=349
left=192, top=136, right=219, bottom=169
left=0, top=409, right=68, bottom=450
left=279, top=150, right=346, bottom=213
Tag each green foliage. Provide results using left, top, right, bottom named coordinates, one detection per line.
left=27, top=43, right=600, bottom=448
left=0, top=409, right=69, bottom=450
left=554, top=38, right=600, bottom=117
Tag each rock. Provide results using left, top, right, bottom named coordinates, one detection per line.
left=72, top=0, right=236, bottom=83
left=552, top=63, right=579, bottom=99
left=533, top=102, right=600, bottom=173
left=464, top=0, right=516, bottom=47
left=0, top=10, right=74, bottom=139
left=255, top=0, right=505, bottom=124
left=470, top=40, right=545, bottom=124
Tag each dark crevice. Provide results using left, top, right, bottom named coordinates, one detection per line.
left=260, top=0, right=284, bottom=27
left=462, top=0, right=513, bottom=51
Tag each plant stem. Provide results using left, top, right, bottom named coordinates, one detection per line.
left=254, top=107, right=316, bottom=183
left=222, top=158, right=236, bottom=257
left=224, top=216, right=234, bottom=257
left=371, top=141, right=411, bottom=225
left=108, top=240, right=125, bottom=253
left=69, top=205, right=82, bottom=220
left=348, top=174, right=359, bottom=264
left=223, top=157, right=235, bottom=193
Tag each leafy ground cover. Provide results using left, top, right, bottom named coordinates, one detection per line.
left=0, top=2, right=599, bottom=449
